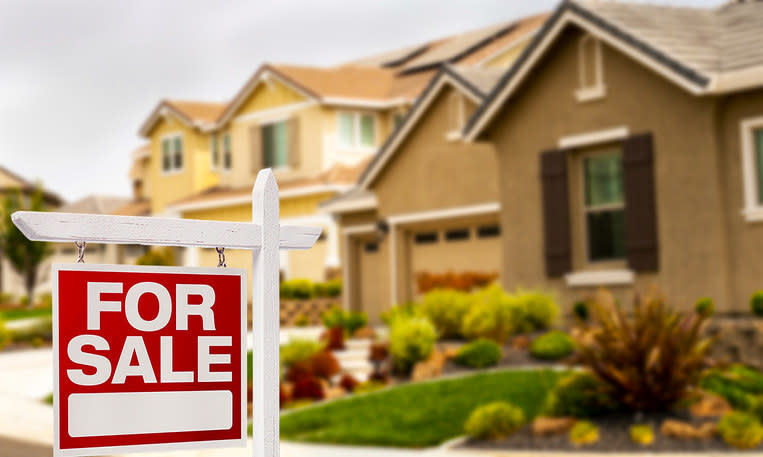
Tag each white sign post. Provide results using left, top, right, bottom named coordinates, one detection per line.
left=12, top=169, right=317, bottom=457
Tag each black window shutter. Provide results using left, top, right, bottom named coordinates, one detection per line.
left=540, top=149, right=572, bottom=277
left=623, top=133, right=659, bottom=271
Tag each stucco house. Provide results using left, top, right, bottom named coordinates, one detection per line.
left=461, top=0, right=763, bottom=312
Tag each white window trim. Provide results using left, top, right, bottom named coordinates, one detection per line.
left=160, top=132, right=184, bottom=175
left=260, top=119, right=291, bottom=171
left=336, top=111, right=377, bottom=152
left=575, top=35, right=606, bottom=103
left=565, top=269, right=634, bottom=287
left=740, top=116, right=763, bottom=222
left=580, top=151, right=626, bottom=264
left=558, top=126, right=629, bottom=149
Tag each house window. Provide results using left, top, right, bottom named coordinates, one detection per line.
left=576, top=35, right=605, bottom=102
left=210, top=134, right=219, bottom=169
left=262, top=121, right=288, bottom=168
left=222, top=133, right=232, bottom=170
left=739, top=116, right=763, bottom=222
left=445, top=228, right=470, bottom=241
left=583, top=153, right=625, bottom=261
left=414, top=232, right=438, bottom=244
left=477, top=225, right=501, bottom=238
left=364, top=242, right=378, bottom=253
left=337, top=112, right=376, bottom=149
left=161, top=134, right=183, bottom=173
left=446, top=93, right=465, bottom=140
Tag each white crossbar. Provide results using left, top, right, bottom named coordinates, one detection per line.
left=11, top=211, right=321, bottom=250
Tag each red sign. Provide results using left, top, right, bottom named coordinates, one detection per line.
left=53, top=264, right=247, bottom=457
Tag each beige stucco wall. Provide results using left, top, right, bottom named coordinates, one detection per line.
left=483, top=26, right=730, bottom=311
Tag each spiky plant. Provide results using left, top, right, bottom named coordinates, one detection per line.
left=572, top=289, right=714, bottom=412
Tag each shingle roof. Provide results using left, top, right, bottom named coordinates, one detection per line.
left=111, top=199, right=151, bottom=217
left=447, top=65, right=505, bottom=95
left=269, top=64, right=413, bottom=101
left=58, top=195, right=131, bottom=214
left=165, top=100, right=228, bottom=124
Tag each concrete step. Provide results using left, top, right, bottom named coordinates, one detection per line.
left=332, top=348, right=368, bottom=361
left=345, top=338, right=373, bottom=351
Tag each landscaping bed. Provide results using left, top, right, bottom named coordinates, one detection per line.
left=280, top=368, right=567, bottom=447
left=459, top=412, right=750, bottom=452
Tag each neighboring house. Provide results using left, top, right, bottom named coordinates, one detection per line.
left=130, top=14, right=548, bottom=284
left=0, top=166, right=62, bottom=299
left=459, top=0, right=763, bottom=312
left=323, top=65, right=505, bottom=322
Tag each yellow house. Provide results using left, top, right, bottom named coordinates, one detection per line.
left=128, top=13, right=548, bottom=287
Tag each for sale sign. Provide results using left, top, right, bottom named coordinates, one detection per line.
left=52, top=264, right=247, bottom=457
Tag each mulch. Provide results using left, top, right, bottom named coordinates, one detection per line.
left=459, top=411, right=761, bottom=453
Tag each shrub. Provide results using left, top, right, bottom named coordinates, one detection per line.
left=572, top=301, right=589, bottom=321
left=380, top=302, right=419, bottom=326
left=136, top=247, right=174, bottom=266
left=462, top=285, right=522, bottom=343
left=630, top=424, right=654, bottom=446
left=19, top=295, right=29, bottom=306
left=344, top=311, right=368, bottom=336
left=324, top=279, right=342, bottom=298
left=280, top=279, right=314, bottom=300
left=542, top=371, right=620, bottom=418
left=0, top=318, right=10, bottom=350
left=530, top=330, right=575, bottom=360
left=321, top=307, right=344, bottom=329
left=695, top=297, right=714, bottom=317
left=572, top=289, right=714, bottom=412
left=339, top=374, right=359, bottom=392
left=454, top=339, right=502, bottom=369
left=515, top=290, right=559, bottom=331
left=280, top=383, right=291, bottom=406
left=322, top=326, right=345, bottom=351
left=369, top=341, right=389, bottom=362
left=569, top=420, right=599, bottom=446
left=0, top=292, right=15, bottom=304
left=285, top=360, right=313, bottom=383
left=419, top=289, right=471, bottom=339
left=292, top=377, right=325, bottom=400
left=718, top=411, right=763, bottom=449
left=415, top=271, right=498, bottom=294
left=280, top=339, right=323, bottom=368
left=389, top=316, right=437, bottom=374
left=294, top=314, right=310, bottom=327
left=701, top=365, right=763, bottom=417
left=10, top=316, right=52, bottom=343
left=464, top=402, right=525, bottom=440
left=309, top=351, right=340, bottom=379
left=37, top=292, right=52, bottom=308
left=752, top=292, right=763, bottom=317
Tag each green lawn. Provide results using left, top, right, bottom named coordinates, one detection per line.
left=279, top=368, right=567, bottom=448
left=0, top=307, right=52, bottom=321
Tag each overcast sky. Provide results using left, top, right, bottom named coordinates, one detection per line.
left=0, top=0, right=722, bottom=203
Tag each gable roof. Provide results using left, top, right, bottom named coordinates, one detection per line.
left=138, top=99, right=227, bottom=137
left=465, top=0, right=763, bottom=141
left=354, top=65, right=502, bottom=192
left=58, top=195, right=131, bottom=214
left=0, top=166, right=63, bottom=206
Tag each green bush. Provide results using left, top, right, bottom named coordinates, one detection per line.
left=462, top=285, right=522, bottom=343
left=136, top=247, right=174, bottom=266
left=630, top=424, right=654, bottom=446
left=718, top=411, right=763, bottom=449
left=420, top=289, right=471, bottom=339
left=752, top=292, right=763, bottom=317
left=0, top=318, right=10, bottom=350
left=515, top=290, right=559, bottom=331
left=321, top=307, right=367, bottom=335
left=10, top=316, right=52, bottom=343
left=454, top=339, right=502, bottom=369
left=37, top=292, right=52, bottom=308
left=464, top=402, right=525, bottom=440
left=389, top=316, right=437, bottom=374
left=321, top=307, right=344, bottom=329
left=280, top=339, right=323, bottom=368
left=695, top=297, right=714, bottom=317
left=569, top=420, right=599, bottom=446
left=0, top=292, right=15, bottom=304
left=530, top=330, right=575, bottom=360
left=325, top=279, right=342, bottom=297
left=543, top=371, right=619, bottom=418
left=701, top=365, right=763, bottom=417
left=280, top=279, right=314, bottom=300
left=381, top=302, right=419, bottom=326
left=19, top=295, right=29, bottom=306
left=572, top=301, right=589, bottom=321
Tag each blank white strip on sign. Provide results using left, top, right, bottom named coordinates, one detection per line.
left=68, top=391, right=232, bottom=437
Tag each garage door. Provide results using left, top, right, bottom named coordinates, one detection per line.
left=409, top=223, right=502, bottom=296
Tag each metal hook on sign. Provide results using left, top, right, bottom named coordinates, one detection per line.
left=75, top=241, right=86, bottom=263
left=216, top=247, right=226, bottom=268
